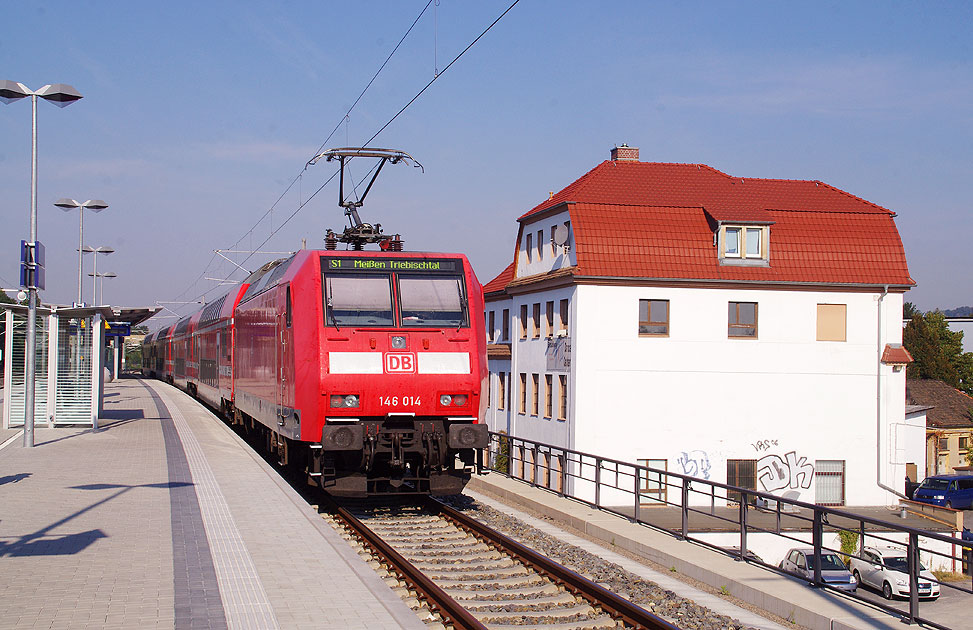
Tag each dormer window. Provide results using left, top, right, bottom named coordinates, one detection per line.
left=720, top=225, right=769, bottom=264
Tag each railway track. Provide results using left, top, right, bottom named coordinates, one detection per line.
left=324, top=496, right=680, bottom=630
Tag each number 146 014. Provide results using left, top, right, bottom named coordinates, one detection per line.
left=378, top=395, right=421, bottom=406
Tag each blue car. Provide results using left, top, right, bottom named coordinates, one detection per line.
left=913, top=474, right=973, bottom=510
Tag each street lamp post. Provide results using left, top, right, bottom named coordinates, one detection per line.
left=82, top=246, right=114, bottom=305
left=55, top=198, right=108, bottom=306
left=0, top=80, right=83, bottom=448
left=88, top=271, right=117, bottom=305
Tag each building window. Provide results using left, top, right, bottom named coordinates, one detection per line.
left=502, top=308, right=510, bottom=341
left=488, top=310, right=495, bottom=342
left=726, top=459, right=757, bottom=504
left=531, top=374, right=539, bottom=415
left=537, top=229, right=544, bottom=260
left=639, top=299, right=669, bottom=336
left=519, top=373, right=527, bottom=413
left=960, top=436, right=969, bottom=452
left=816, top=304, right=846, bottom=342
left=938, top=437, right=949, bottom=450
left=722, top=225, right=768, bottom=261
left=532, top=303, right=540, bottom=339
left=815, top=460, right=845, bottom=506
left=728, top=302, right=758, bottom=338
left=520, top=305, right=528, bottom=340
left=544, top=374, right=553, bottom=418
left=497, top=373, right=506, bottom=411
left=558, top=375, right=567, bottom=420
left=545, top=301, right=554, bottom=338
left=559, top=299, right=568, bottom=333
left=638, top=459, right=667, bottom=504
left=525, top=233, right=533, bottom=264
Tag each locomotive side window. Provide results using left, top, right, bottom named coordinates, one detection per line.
left=324, top=274, right=394, bottom=327
left=398, top=275, right=467, bottom=328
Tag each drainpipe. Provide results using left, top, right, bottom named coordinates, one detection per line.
left=877, top=284, right=907, bottom=501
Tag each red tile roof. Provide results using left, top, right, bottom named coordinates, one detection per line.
left=483, top=262, right=515, bottom=295
left=906, top=380, right=973, bottom=429
left=487, top=160, right=913, bottom=289
left=881, top=344, right=914, bottom=365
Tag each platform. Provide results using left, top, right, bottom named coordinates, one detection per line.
left=0, top=377, right=424, bottom=630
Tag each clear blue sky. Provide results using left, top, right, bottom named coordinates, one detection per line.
left=2, top=1, right=970, bottom=326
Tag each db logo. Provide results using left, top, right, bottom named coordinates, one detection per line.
left=384, top=353, right=416, bottom=374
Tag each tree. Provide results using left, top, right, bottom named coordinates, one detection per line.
left=904, top=309, right=973, bottom=394
left=0, top=290, right=15, bottom=305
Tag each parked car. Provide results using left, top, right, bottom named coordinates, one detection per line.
left=849, top=546, right=940, bottom=600
left=912, top=474, right=973, bottom=510
left=778, top=548, right=857, bottom=592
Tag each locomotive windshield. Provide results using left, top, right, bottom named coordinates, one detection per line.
left=321, top=256, right=469, bottom=328
left=325, top=274, right=394, bottom=326
left=398, top=275, right=466, bottom=327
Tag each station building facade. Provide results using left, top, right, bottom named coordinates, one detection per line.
left=482, top=146, right=919, bottom=507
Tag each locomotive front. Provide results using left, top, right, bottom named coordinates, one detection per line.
left=308, top=252, right=488, bottom=496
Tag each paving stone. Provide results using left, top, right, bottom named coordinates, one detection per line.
left=0, top=378, right=424, bottom=629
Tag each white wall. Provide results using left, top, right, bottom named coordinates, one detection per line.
left=517, top=211, right=575, bottom=278
left=570, top=284, right=909, bottom=506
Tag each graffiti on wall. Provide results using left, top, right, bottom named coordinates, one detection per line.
left=677, top=450, right=711, bottom=480
left=757, top=450, right=814, bottom=499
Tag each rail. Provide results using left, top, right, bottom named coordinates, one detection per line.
left=326, top=498, right=486, bottom=630
left=432, top=497, right=682, bottom=630
left=485, top=431, right=973, bottom=630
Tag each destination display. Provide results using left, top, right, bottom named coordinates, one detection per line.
left=321, top=257, right=461, bottom=273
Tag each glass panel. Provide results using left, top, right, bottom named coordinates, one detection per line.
left=746, top=228, right=761, bottom=256
left=6, top=311, right=50, bottom=427
left=739, top=302, right=756, bottom=325
left=650, top=300, right=667, bottom=322
left=324, top=274, right=393, bottom=326
left=55, top=316, right=94, bottom=425
left=399, top=275, right=466, bottom=327
left=638, top=299, right=648, bottom=321
left=725, top=228, right=740, bottom=255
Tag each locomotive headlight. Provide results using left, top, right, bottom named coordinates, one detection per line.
left=440, top=394, right=452, bottom=406
left=452, top=394, right=468, bottom=407
left=390, top=335, right=407, bottom=349
left=330, top=394, right=360, bottom=408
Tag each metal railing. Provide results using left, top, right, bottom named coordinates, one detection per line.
left=485, top=431, right=973, bottom=629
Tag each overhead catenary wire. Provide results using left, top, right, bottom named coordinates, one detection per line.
left=159, top=0, right=521, bottom=320
left=163, top=1, right=436, bottom=310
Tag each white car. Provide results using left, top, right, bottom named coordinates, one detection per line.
left=849, top=546, right=940, bottom=600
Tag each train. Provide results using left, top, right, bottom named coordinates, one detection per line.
left=142, top=248, right=489, bottom=496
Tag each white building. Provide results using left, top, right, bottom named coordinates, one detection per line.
left=483, top=145, right=919, bottom=507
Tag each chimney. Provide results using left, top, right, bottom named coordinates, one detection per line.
left=610, top=144, right=639, bottom=162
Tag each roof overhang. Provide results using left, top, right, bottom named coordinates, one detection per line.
left=517, top=201, right=574, bottom=224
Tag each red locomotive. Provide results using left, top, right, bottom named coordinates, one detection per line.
left=143, top=148, right=489, bottom=496
left=144, top=249, right=488, bottom=495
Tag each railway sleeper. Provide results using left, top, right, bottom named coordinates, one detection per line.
left=446, top=582, right=560, bottom=601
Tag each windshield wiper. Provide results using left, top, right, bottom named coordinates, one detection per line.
left=326, top=297, right=340, bottom=331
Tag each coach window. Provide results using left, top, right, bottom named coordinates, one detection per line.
left=398, top=275, right=467, bottom=327
left=324, top=274, right=393, bottom=327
